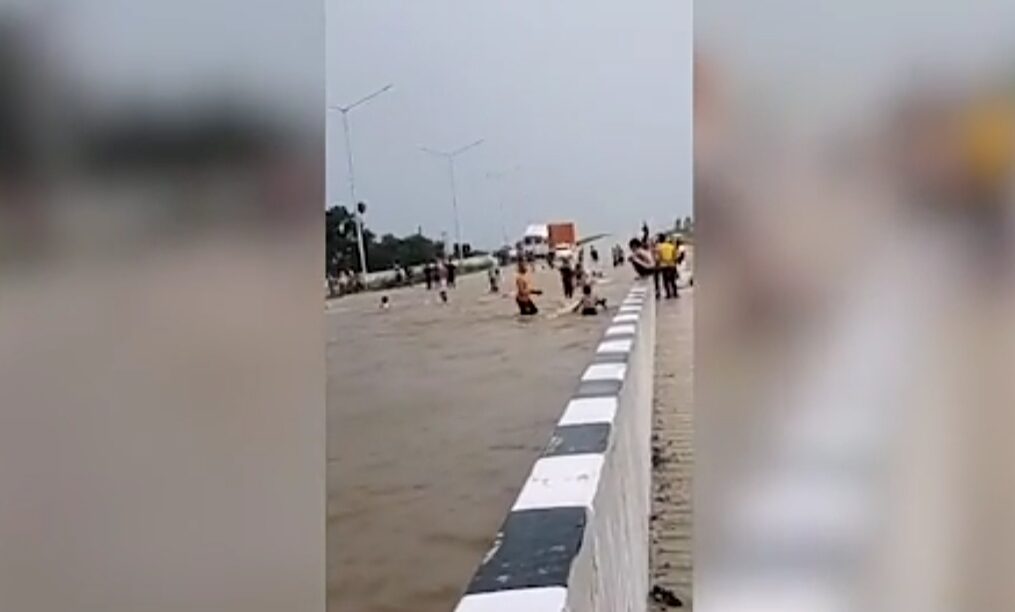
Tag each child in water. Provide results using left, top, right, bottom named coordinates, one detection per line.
left=573, top=283, right=608, bottom=315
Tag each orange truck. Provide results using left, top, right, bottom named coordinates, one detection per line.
left=547, top=222, right=577, bottom=252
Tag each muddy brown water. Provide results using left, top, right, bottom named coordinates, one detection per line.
left=327, top=265, right=632, bottom=612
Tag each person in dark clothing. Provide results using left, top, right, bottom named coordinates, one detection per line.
left=590, top=246, right=599, bottom=265
left=393, top=260, right=405, bottom=286
left=445, top=260, right=457, bottom=287
left=423, top=262, right=435, bottom=290
left=559, top=257, right=575, bottom=299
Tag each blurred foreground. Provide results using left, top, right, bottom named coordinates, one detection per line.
left=0, top=4, right=324, bottom=611
left=698, top=3, right=1015, bottom=610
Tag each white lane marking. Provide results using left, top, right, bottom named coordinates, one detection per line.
left=582, top=362, right=627, bottom=382
left=597, top=339, right=633, bottom=354
left=512, top=454, right=605, bottom=511
left=605, top=324, right=637, bottom=337
left=559, top=397, right=618, bottom=426
left=455, top=586, right=567, bottom=612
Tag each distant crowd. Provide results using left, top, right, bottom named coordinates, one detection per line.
left=345, top=224, right=691, bottom=319
left=626, top=223, right=689, bottom=300
left=511, top=224, right=690, bottom=317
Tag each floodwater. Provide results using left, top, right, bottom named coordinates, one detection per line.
left=327, top=264, right=632, bottom=612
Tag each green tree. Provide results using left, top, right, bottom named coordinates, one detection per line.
left=326, top=205, right=360, bottom=275
left=326, top=205, right=442, bottom=276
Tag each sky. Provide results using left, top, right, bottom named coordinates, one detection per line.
left=697, top=0, right=1015, bottom=132
left=326, top=0, right=692, bottom=249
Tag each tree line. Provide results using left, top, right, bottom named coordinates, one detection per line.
left=326, top=205, right=477, bottom=277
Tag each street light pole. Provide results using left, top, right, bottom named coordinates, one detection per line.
left=486, top=165, right=521, bottom=248
left=447, top=158, right=459, bottom=258
left=329, top=83, right=393, bottom=276
left=338, top=112, right=369, bottom=277
left=421, top=138, right=484, bottom=259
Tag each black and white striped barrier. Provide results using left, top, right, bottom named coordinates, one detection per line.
left=455, top=282, right=655, bottom=612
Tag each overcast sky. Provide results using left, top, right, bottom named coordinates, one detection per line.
left=327, top=0, right=692, bottom=249
left=697, top=0, right=1015, bottom=132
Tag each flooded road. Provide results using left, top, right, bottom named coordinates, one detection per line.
left=327, top=264, right=631, bottom=612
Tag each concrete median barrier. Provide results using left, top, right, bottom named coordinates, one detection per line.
left=454, top=281, right=656, bottom=612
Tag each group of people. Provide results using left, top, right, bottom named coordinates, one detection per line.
left=611, top=244, right=626, bottom=267
left=514, top=254, right=608, bottom=317
left=421, top=258, right=458, bottom=302
left=555, top=251, right=597, bottom=300
left=545, top=245, right=600, bottom=272
left=378, top=231, right=687, bottom=315
left=627, top=232, right=687, bottom=299
left=326, top=269, right=358, bottom=298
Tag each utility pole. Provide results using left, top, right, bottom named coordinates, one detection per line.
left=421, top=139, right=485, bottom=259
left=328, top=83, right=393, bottom=276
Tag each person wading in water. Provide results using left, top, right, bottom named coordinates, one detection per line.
left=514, top=260, right=542, bottom=316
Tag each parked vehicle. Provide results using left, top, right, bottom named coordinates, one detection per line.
left=547, top=222, right=577, bottom=250
left=520, top=224, right=549, bottom=259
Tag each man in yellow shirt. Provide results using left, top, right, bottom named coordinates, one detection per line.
left=956, top=91, right=1014, bottom=261
left=655, top=234, right=679, bottom=299
left=962, top=94, right=1013, bottom=198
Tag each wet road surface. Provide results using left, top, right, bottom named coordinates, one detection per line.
left=327, top=264, right=631, bottom=612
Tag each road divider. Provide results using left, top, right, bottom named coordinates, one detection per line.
left=455, top=281, right=656, bottom=612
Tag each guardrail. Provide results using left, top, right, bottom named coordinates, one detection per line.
left=327, top=255, right=498, bottom=297
left=455, top=281, right=656, bottom=612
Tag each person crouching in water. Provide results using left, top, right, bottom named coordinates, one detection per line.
left=514, top=260, right=542, bottom=315
left=573, top=282, right=607, bottom=316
